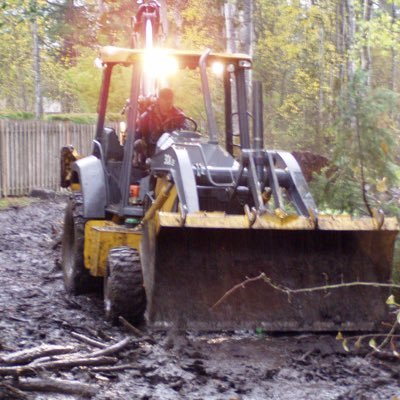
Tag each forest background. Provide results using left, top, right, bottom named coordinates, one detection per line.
left=1, top=0, right=400, bottom=215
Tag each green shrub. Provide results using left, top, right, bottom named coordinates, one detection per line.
left=45, top=112, right=122, bottom=124
left=0, top=111, right=34, bottom=120
left=45, top=113, right=97, bottom=124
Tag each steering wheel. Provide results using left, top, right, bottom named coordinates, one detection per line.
left=161, top=116, right=198, bottom=132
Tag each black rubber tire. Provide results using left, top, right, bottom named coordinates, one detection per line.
left=61, top=192, right=97, bottom=294
left=104, top=247, right=147, bottom=325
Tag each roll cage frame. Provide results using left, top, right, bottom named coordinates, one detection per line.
left=94, top=47, right=253, bottom=212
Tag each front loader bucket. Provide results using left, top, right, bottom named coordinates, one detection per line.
left=140, top=212, right=398, bottom=331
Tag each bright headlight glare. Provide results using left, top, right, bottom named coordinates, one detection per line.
left=143, top=50, right=178, bottom=77
left=94, top=57, right=104, bottom=69
left=211, top=62, right=224, bottom=75
left=163, top=56, right=179, bottom=75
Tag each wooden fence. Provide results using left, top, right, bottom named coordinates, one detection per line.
left=0, top=120, right=96, bottom=197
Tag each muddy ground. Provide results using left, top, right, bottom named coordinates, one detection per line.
left=0, top=196, right=399, bottom=399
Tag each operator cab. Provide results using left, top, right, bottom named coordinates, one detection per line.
left=93, top=47, right=252, bottom=218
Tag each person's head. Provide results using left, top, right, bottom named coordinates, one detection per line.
left=158, top=88, right=174, bottom=115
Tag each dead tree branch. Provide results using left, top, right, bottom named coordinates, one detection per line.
left=0, top=382, right=28, bottom=399
left=85, top=337, right=132, bottom=358
left=91, top=363, right=138, bottom=372
left=0, top=356, right=118, bottom=376
left=0, top=345, right=76, bottom=366
left=14, top=377, right=97, bottom=397
left=211, top=272, right=400, bottom=309
left=119, top=317, right=156, bottom=344
left=118, top=316, right=145, bottom=337
left=70, top=332, right=107, bottom=349
left=211, top=274, right=267, bottom=310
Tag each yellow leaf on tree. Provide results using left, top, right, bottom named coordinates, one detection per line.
left=376, top=177, right=388, bottom=193
left=381, top=141, right=389, bottom=155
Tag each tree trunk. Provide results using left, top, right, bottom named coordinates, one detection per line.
left=224, top=2, right=236, bottom=53
left=361, top=0, right=372, bottom=85
left=242, top=0, right=253, bottom=56
left=390, top=2, right=397, bottom=92
left=17, top=66, right=28, bottom=112
left=32, top=17, right=43, bottom=119
left=344, top=0, right=356, bottom=82
left=336, top=1, right=345, bottom=91
left=317, top=25, right=325, bottom=150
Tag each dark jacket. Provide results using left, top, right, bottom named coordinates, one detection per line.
left=135, top=103, right=186, bottom=145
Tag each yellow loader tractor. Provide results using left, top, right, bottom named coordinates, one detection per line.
left=61, top=45, right=398, bottom=332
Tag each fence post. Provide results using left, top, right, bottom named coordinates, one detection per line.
left=0, top=120, right=98, bottom=196
left=0, top=120, right=2, bottom=197
left=0, top=120, right=9, bottom=198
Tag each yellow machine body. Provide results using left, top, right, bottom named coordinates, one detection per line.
left=139, top=182, right=399, bottom=332
left=84, top=220, right=142, bottom=277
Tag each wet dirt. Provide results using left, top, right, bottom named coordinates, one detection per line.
left=0, top=197, right=399, bottom=399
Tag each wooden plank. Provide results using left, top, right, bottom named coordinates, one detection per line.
left=5, top=121, right=10, bottom=197
left=50, top=122, right=58, bottom=190
left=10, top=121, right=16, bottom=195
left=28, top=121, right=33, bottom=194
left=22, top=121, right=27, bottom=195
left=8, top=121, right=13, bottom=195
left=0, top=120, right=6, bottom=197
left=44, top=121, right=49, bottom=189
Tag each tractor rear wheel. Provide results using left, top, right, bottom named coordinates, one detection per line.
left=104, top=247, right=146, bottom=325
left=62, top=192, right=98, bottom=294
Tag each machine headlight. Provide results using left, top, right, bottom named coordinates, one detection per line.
left=143, top=50, right=178, bottom=78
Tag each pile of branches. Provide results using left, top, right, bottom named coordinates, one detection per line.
left=0, top=318, right=152, bottom=399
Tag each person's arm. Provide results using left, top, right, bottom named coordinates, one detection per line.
left=172, top=107, right=186, bottom=129
left=135, top=111, right=150, bottom=141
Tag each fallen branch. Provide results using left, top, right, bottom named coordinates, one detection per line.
left=0, top=345, right=76, bottom=366
left=30, top=356, right=56, bottom=366
left=211, top=272, right=400, bottom=309
left=0, top=356, right=118, bottom=376
left=91, top=363, right=138, bottom=372
left=86, top=337, right=132, bottom=358
left=21, top=337, right=131, bottom=370
left=0, top=382, right=28, bottom=399
left=70, top=332, right=107, bottom=349
left=118, top=317, right=145, bottom=337
left=211, top=273, right=268, bottom=309
left=119, top=317, right=156, bottom=344
left=35, top=355, right=118, bottom=371
left=15, top=377, right=97, bottom=398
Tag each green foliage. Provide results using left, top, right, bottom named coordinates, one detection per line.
left=0, top=0, right=74, bottom=113
left=62, top=48, right=102, bottom=113
left=169, top=68, right=225, bottom=134
left=45, top=112, right=122, bottom=124
left=44, top=113, right=97, bottom=124
left=178, top=0, right=225, bottom=50
left=254, top=0, right=341, bottom=152
left=0, top=111, right=34, bottom=120
left=311, top=70, right=399, bottom=215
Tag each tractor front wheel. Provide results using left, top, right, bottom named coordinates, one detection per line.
left=104, top=247, right=146, bottom=325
